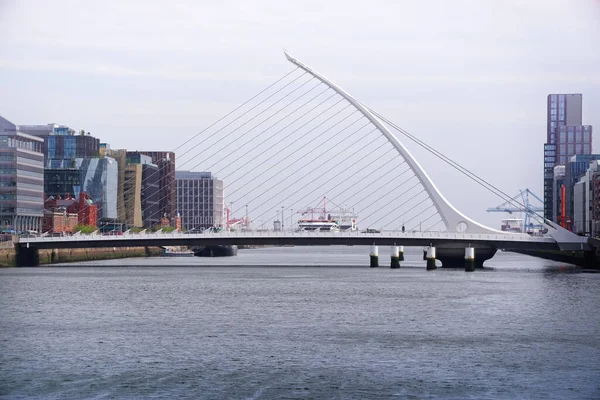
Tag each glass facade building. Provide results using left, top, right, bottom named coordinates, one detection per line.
left=175, top=171, right=224, bottom=231
left=75, top=157, right=118, bottom=220
left=44, top=169, right=81, bottom=198
left=543, top=94, right=592, bottom=222
left=18, top=123, right=100, bottom=168
left=0, top=116, right=45, bottom=232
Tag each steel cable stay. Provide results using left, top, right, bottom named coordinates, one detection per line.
left=227, top=120, right=372, bottom=204
left=335, top=166, right=415, bottom=223
left=180, top=81, right=325, bottom=175
left=209, top=93, right=344, bottom=178
left=382, top=189, right=436, bottom=230
left=241, top=127, right=380, bottom=225
left=298, top=155, right=405, bottom=216
left=384, top=190, right=431, bottom=231
left=220, top=103, right=355, bottom=188
left=104, top=74, right=318, bottom=223
left=92, top=68, right=304, bottom=223
left=365, top=107, right=543, bottom=222
left=223, top=114, right=365, bottom=201
left=174, top=69, right=308, bottom=165
left=131, top=81, right=329, bottom=225
left=419, top=214, right=445, bottom=232
left=262, top=140, right=394, bottom=227
left=356, top=179, right=423, bottom=228
left=296, top=146, right=400, bottom=216
left=406, top=204, right=438, bottom=231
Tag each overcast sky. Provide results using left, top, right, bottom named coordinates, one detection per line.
left=0, top=0, right=599, bottom=227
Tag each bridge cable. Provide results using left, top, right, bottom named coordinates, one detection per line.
left=94, top=67, right=304, bottom=225
left=365, top=106, right=544, bottom=222
left=127, top=79, right=331, bottom=225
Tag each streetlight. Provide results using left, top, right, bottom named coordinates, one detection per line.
left=281, top=205, right=285, bottom=231
left=290, top=208, right=293, bottom=232
left=245, top=204, right=248, bottom=230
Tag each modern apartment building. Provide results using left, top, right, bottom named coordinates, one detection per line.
left=175, top=171, right=224, bottom=231
left=0, top=116, right=45, bottom=232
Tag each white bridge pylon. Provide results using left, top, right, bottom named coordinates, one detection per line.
left=284, top=51, right=501, bottom=234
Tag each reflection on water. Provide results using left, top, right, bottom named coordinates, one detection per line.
left=0, top=246, right=598, bottom=399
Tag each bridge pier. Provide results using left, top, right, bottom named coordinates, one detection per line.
left=426, top=246, right=437, bottom=270
left=398, top=245, right=404, bottom=261
left=369, top=245, right=379, bottom=268
left=465, top=246, right=475, bottom=272
left=436, top=246, right=496, bottom=268
left=390, top=246, right=400, bottom=269
left=15, top=246, right=39, bottom=267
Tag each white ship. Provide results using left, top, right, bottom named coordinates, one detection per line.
left=297, top=219, right=340, bottom=232
left=296, top=197, right=357, bottom=232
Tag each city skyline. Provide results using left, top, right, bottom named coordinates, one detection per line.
left=0, top=0, right=599, bottom=227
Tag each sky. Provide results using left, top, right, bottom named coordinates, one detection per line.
left=0, top=0, right=599, bottom=228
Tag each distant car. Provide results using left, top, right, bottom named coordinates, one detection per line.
left=363, top=228, right=380, bottom=233
left=185, top=228, right=203, bottom=234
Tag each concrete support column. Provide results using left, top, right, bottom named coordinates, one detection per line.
left=426, top=246, right=436, bottom=270
left=15, top=246, right=39, bottom=267
left=370, top=245, right=379, bottom=268
left=390, top=246, right=400, bottom=269
left=465, top=246, right=475, bottom=272
left=398, top=245, right=404, bottom=261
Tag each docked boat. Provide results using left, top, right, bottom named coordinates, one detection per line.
left=296, top=197, right=356, bottom=232
left=297, top=219, right=340, bottom=232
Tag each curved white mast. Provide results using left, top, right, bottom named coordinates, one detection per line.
left=284, top=51, right=501, bottom=234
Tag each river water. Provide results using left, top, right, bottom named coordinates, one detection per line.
left=1, top=246, right=599, bottom=399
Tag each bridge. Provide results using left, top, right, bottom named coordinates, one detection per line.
left=14, top=52, right=597, bottom=268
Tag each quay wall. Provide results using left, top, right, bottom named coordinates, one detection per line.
left=0, top=246, right=162, bottom=267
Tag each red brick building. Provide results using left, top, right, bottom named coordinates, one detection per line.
left=42, top=192, right=98, bottom=233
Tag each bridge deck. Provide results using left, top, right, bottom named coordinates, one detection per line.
left=16, top=231, right=559, bottom=251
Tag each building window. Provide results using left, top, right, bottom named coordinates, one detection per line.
left=560, top=131, right=566, bottom=143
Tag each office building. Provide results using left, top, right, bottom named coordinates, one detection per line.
left=44, top=169, right=81, bottom=198
left=175, top=171, right=224, bottom=231
left=123, top=164, right=143, bottom=227
left=18, top=123, right=100, bottom=168
left=126, top=152, right=160, bottom=228
left=108, top=149, right=127, bottom=223
left=561, top=154, right=600, bottom=229
left=0, top=116, right=45, bottom=233
left=543, top=94, right=593, bottom=221
left=573, top=160, right=600, bottom=235
left=75, top=157, right=118, bottom=221
left=128, top=151, right=175, bottom=220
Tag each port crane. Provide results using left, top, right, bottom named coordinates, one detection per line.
left=486, top=189, right=544, bottom=232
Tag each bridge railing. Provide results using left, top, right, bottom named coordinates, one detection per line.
left=18, top=229, right=555, bottom=244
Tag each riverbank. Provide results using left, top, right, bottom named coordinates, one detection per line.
left=0, top=246, right=163, bottom=267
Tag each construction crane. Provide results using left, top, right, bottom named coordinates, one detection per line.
left=486, top=189, right=544, bottom=233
